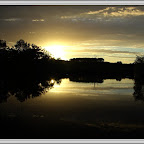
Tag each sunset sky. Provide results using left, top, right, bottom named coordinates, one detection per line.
left=0, top=6, right=144, bottom=63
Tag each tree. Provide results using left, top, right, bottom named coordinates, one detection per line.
left=134, top=56, right=144, bottom=64
left=0, top=40, right=6, bottom=48
left=15, top=39, right=30, bottom=50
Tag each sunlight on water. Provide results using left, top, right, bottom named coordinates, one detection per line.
left=48, top=78, right=134, bottom=99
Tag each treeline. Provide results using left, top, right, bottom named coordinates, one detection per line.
left=0, top=39, right=140, bottom=77
left=0, top=39, right=144, bottom=77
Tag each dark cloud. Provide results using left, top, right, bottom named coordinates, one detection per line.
left=70, top=48, right=139, bottom=54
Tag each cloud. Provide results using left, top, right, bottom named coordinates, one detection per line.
left=108, top=55, right=136, bottom=59
left=70, top=48, right=139, bottom=55
left=82, top=7, right=144, bottom=17
left=60, top=7, right=144, bottom=23
left=32, top=19, right=45, bottom=22
left=0, top=18, right=22, bottom=22
left=29, top=32, right=36, bottom=34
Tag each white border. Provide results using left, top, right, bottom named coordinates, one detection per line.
left=0, top=1, right=144, bottom=143
left=0, top=1, right=144, bottom=5
left=1, top=139, right=144, bottom=143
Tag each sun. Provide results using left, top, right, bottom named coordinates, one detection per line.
left=44, top=44, right=65, bottom=59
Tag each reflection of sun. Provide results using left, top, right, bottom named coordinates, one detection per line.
left=50, top=79, right=55, bottom=84
left=44, top=45, right=65, bottom=59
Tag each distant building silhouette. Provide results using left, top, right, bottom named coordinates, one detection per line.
left=117, top=61, right=122, bottom=64
left=97, top=58, right=104, bottom=62
left=70, top=58, right=104, bottom=63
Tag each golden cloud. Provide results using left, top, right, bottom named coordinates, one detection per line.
left=82, top=7, right=144, bottom=17
left=61, top=7, right=144, bottom=22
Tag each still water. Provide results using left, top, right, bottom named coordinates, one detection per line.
left=0, top=78, right=144, bottom=139
left=0, top=78, right=144, bottom=138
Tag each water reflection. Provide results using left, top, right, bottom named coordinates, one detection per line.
left=1, top=75, right=144, bottom=138
left=0, top=77, right=61, bottom=103
left=133, top=78, right=144, bottom=101
left=0, top=74, right=143, bottom=103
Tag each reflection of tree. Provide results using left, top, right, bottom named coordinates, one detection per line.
left=133, top=56, right=144, bottom=101
left=69, top=74, right=126, bottom=83
left=0, top=77, right=61, bottom=103
left=69, top=74, right=104, bottom=83
left=133, top=78, right=144, bottom=101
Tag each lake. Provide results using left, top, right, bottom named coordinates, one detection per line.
left=0, top=78, right=144, bottom=138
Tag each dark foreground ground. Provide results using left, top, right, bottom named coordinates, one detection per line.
left=1, top=118, right=144, bottom=139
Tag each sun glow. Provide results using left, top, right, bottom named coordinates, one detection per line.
left=44, top=44, right=66, bottom=59
left=50, top=79, right=55, bottom=84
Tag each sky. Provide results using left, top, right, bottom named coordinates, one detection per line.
left=0, top=6, right=144, bottom=63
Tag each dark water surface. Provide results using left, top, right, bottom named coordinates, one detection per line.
left=0, top=78, right=144, bottom=138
